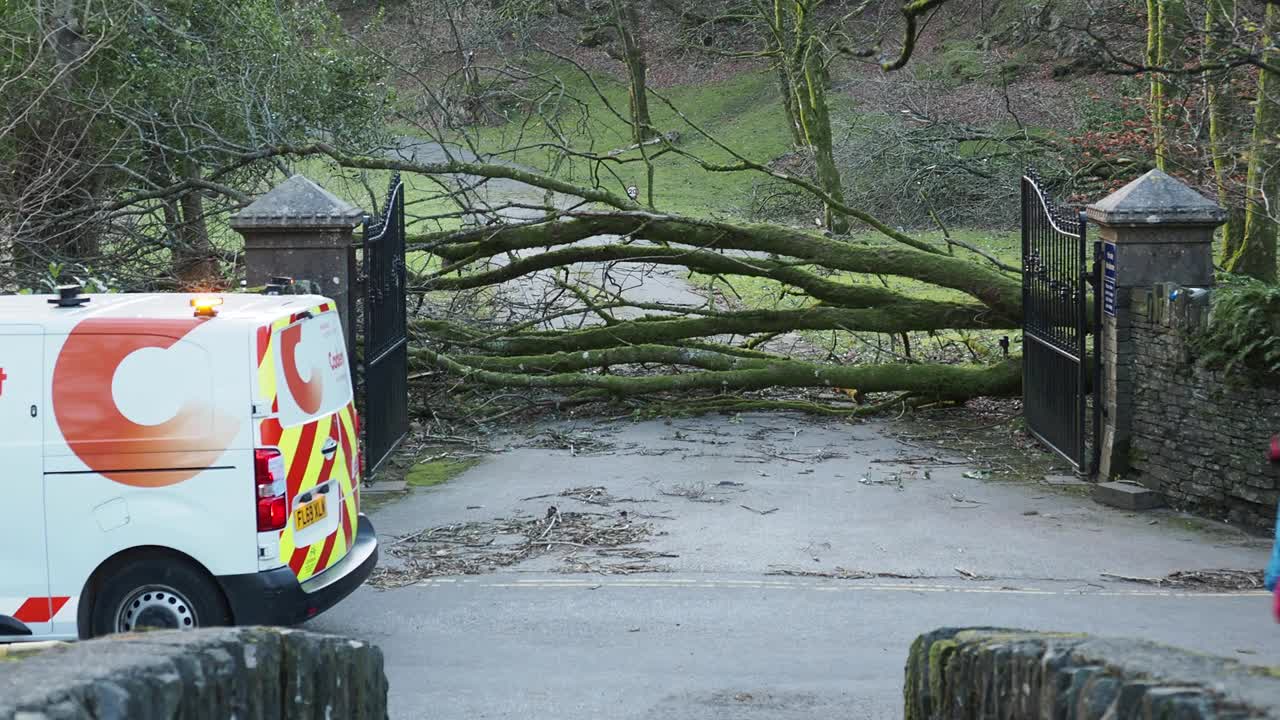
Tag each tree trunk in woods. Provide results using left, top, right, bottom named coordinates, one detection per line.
left=611, top=0, right=655, bottom=144
left=1229, top=2, right=1280, bottom=282
left=1204, top=0, right=1246, bottom=263
left=1148, top=0, right=1190, bottom=171
left=775, top=53, right=804, bottom=146
left=1147, top=0, right=1167, bottom=169
left=770, top=0, right=849, bottom=234
left=444, top=6, right=484, bottom=126
left=7, top=0, right=102, bottom=279
left=800, top=56, right=848, bottom=234
left=171, top=163, right=219, bottom=289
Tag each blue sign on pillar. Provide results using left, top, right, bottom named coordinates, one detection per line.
left=1102, top=241, right=1117, bottom=317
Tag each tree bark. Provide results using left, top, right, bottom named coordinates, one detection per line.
left=415, top=213, right=1023, bottom=318
left=1204, top=0, right=1246, bottom=263
left=413, top=301, right=1013, bottom=355
left=770, top=0, right=848, bottom=233
left=801, top=53, right=848, bottom=234
left=171, top=162, right=219, bottom=289
left=611, top=0, right=655, bottom=144
left=774, top=50, right=804, bottom=146
left=1229, top=1, right=1280, bottom=282
left=1148, top=0, right=1166, bottom=169
left=412, top=345, right=1023, bottom=398
left=1150, top=0, right=1191, bottom=170
left=425, top=238, right=1008, bottom=317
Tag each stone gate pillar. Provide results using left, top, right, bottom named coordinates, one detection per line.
left=1085, top=169, right=1225, bottom=482
left=230, top=174, right=365, bottom=352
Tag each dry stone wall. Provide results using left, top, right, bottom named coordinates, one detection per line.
left=1122, top=285, right=1280, bottom=529
left=0, top=627, right=387, bottom=720
left=906, top=627, right=1280, bottom=719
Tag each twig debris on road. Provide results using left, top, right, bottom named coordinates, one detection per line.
left=1100, top=569, right=1264, bottom=591
left=371, top=506, right=670, bottom=588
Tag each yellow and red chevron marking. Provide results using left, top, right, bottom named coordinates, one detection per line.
left=2, top=596, right=72, bottom=625
left=255, top=306, right=358, bottom=584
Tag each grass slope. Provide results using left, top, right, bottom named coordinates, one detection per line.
left=460, top=65, right=810, bottom=219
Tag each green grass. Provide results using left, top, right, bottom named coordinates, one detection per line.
left=455, top=64, right=818, bottom=219
left=417, top=61, right=1027, bottom=359
left=405, top=457, right=483, bottom=487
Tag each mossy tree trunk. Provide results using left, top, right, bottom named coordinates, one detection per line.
left=414, top=345, right=1023, bottom=399
left=776, top=61, right=805, bottom=146
left=171, top=162, right=219, bottom=289
left=1148, top=0, right=1190, bottom=170
left=1229, top=1, right=1280, bottom=282
left=1147, top=0, right=1165, bottom=169
left=768, top=0, right=849, bottom=234
left=611, top=0, right=655, bottom=144
left=1204, top=0, right=1246, bottom=263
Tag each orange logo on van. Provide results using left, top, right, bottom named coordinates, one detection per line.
left=52, top=319, right=240, bottom=488
left=280, top=322, right=324, bottom=415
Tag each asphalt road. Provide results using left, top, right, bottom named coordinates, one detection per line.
left=312, top=415, right=1278, bottom=719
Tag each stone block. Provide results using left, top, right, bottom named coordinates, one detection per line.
left=0, top=627, right=388, bottom=720
left=905, top=628, right=1280, bottom=720
left=1093, top=481, right=1165, bottom=510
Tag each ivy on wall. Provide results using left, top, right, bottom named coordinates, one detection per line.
left=1196, top=276, right=1280, bottom=382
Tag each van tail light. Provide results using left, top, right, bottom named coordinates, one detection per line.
left=255, top=448, right=288, bottom=532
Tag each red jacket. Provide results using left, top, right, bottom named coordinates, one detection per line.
left=1271, top=436, right=1280, bottom=463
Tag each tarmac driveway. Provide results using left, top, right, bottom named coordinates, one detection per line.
left=312, top=414, right=1275, bottom=719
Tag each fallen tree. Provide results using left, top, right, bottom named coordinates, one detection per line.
left=326, top=147, right=1028, bottom=409
left=413, top=344, right=1023, bottom=398
left=242, top=85, right=1027, bottom=413
left=47, top=0, right=1030, bottom=417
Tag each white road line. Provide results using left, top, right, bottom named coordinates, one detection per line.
left=405, top=577, right=1268, bottom=599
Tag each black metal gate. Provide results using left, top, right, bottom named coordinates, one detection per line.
left=361, top=173, right=409, bottom=476
left=1021, top=172, right=1101, bottom=474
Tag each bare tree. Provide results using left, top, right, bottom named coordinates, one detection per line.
left=0, top=0, right=386, bottom=291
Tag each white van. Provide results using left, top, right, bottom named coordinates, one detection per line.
left=0, top=289, right=377, bottom=640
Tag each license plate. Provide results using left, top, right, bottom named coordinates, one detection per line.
left=293, top=496, right=327, bottom=531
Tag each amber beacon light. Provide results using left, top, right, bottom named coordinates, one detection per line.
left=190, top=296, right=224, bottom=318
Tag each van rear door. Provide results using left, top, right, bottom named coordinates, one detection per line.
left=254, top=304, right=360, bottom=584
left=0, top=326, right=55, bottom=637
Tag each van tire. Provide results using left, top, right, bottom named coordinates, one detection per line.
left=87, top=552, right=232, bottom=638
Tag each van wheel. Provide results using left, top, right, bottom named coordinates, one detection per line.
left=88, top=553, right=231, bottom=638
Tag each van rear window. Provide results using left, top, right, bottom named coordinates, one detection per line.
left=270, top=311, right=352, bottom=427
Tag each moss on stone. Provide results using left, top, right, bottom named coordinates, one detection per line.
left=405, top=458, right=482, bottom=488
left=904, top=635, right=928, bottom=720
left=928, top=639, right=959, bottom=711
left=1247, top=665, right=1280, bottom=679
